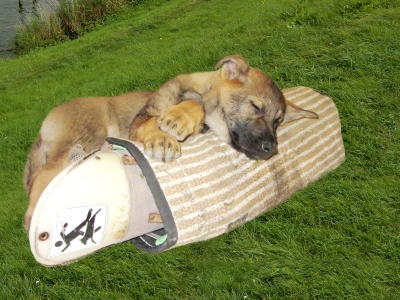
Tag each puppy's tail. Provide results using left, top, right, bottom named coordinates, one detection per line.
left=23, top=135, right=47, bottom=194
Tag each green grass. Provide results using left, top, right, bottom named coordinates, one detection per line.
left=14, top=0, right=140, bottom=54
left=1, top=0, right=399, bottom=298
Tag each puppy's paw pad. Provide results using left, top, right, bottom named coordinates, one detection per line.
left=143, top=134, right=181, bottom=162
left=158, top=101, right=205, bottom=141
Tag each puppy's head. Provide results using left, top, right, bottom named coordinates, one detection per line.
left=205, top=55, right=318, bottom=160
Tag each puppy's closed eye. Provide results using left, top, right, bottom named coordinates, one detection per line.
left=251, top=102, right=263, bottom=114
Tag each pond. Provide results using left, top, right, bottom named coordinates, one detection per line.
left=0, top=0, right=40, bottom=58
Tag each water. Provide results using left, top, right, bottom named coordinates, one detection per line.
left=0, top=0, right=39, bottom=58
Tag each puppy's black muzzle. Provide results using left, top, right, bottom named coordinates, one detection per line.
left=230, top=129, right=278, bottom=160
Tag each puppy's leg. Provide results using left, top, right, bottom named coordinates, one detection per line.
left=24, top=154, right=70, bottom=231
left=158, top=100, right=205, bottom=141
left=139, top=73, right=214, bottom=117
left=131, top=116, right=181, bottom=161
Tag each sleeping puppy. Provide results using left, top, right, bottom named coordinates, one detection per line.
left=23, top=54, right=318, bottom=231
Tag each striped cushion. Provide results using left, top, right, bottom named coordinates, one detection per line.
left=29, top=86, right=345, bottom=266
left=132, top=86, right=345, bottom=249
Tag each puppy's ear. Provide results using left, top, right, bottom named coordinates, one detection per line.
left=214, top=55, right=250, bottom=83
left=283, top=100, right=319, bottom=123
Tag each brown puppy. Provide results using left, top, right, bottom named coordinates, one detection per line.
left=23, top=54, right=318, bottom=230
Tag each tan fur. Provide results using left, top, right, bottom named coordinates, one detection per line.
left=23, top=55, right=318, bottom=231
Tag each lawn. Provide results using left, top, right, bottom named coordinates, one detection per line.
left=0, top=0, right=399, bottom=299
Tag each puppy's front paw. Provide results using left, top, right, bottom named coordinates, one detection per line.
left=158, top=100, right=205, bottom=141
left=143, top=133, right=181, bottom=162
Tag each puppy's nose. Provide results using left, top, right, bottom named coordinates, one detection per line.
left=262, top=141, right=277, bottom=155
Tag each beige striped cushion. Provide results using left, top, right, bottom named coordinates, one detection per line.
left=138, top=86, right=345, bottom=247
